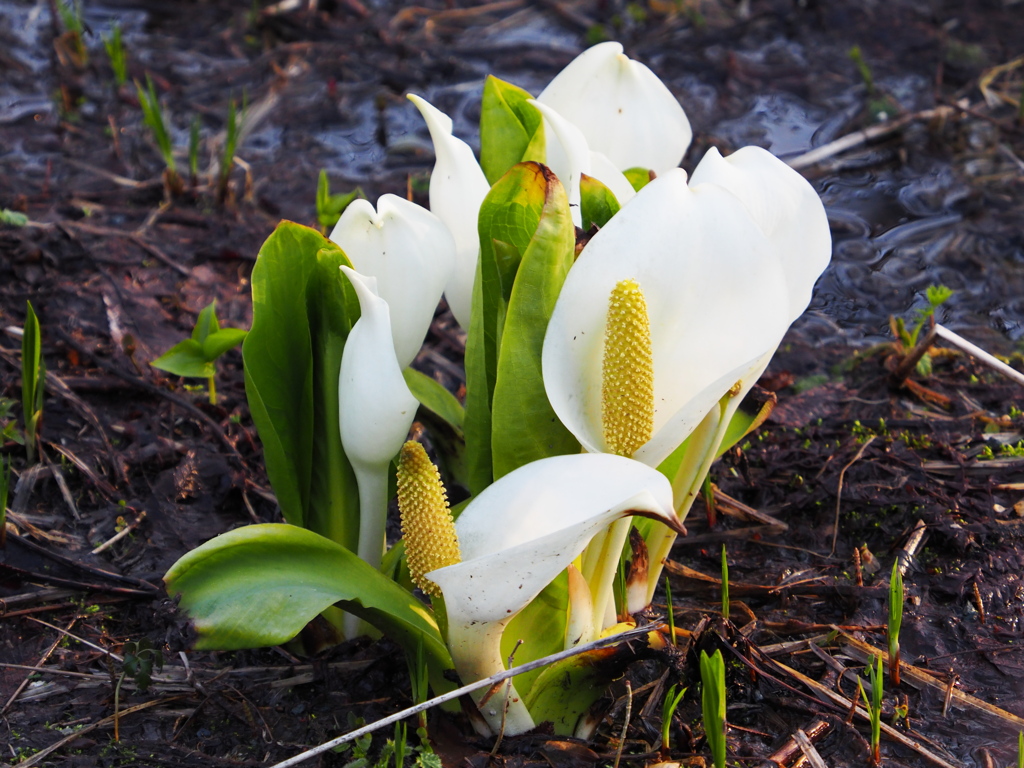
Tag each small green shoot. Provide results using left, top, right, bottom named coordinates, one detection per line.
left=135, top=75, right=182, bottom=194
left=0, top=398, right=23, bottom=446
left=0, top=456, right=10, bottom=547
left=858, top=655, right=884, bottom=765
left=848, top=45, right=875, bottom=94
left=888, top=559, right=903, bottom=686
left=721, top=544, right=730, bottom=620
left=700, top=649, right=726, bottom=768
left=102, top=23, right=127, bottom=87
left=316, top=169, right=363, bottom=233
left=217, top=98, right=242, bottom=203
left=114, top=638, right=163, bottom=741
left=660, top=682, right=687, bottom=757
left=1, top=209, right=29, bottom=227
left=891, top=284, right=954, bottom=376
left=188, top=115, right=201, bottom=184
left=21, top=301, right=45, bottom=464
left=56, top=0, right=88, bottom=67
left=150, top=300, right=247, bottom=405
left=1017, top=731, right=1023, bottom=768
left=407, top=637, right=430, bottom=733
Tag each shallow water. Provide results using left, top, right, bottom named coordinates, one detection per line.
left=1, top=0, right=1022, bottom=350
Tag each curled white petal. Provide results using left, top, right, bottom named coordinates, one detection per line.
left=330, top=195, right=455, bottom=369
left=689, top=146, right=831, bottom=319
left=542, top=169, right=793, bottom=468
left=338, top=266, right=419, bottom=470
left=537, top=41, right=692, bottom=174
left=428, top=453, right=674, bottom=625
left=407, top=94, right=491, bottom=329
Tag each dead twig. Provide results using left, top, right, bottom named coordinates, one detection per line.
left=831, top=436, right=876, bottom=557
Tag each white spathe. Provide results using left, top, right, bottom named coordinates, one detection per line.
left=537, top=41, right=692, bottom=175
left=407, top=94, right=491, bottom=330
left=330, top=195, right=455, bottom=369
left=338, top=267, right=419, bottom=575
left=528, top=99, right=635, bottom=228
left=426, top=453, right=677, bottom=735
left=542, top=168, right=797, bottom=468
left=688, top=146, right=832, bottom=320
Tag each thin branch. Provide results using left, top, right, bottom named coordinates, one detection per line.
left=268, top=623, right=661, bottom=768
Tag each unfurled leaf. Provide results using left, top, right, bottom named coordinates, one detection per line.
left=151, top=340, right=214, bottom=379
left=243, top=222, right=361, bottom=550
left=480, top=75, right=545, bottom=185
left=579, top=173, right=621, bottom=230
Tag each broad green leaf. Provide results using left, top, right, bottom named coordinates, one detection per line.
left=463, top=163, right=547, bottom=494
left=402, top=368, right=464, bottom=431
left=479, top=76, right=545, bottom=186
left=192, top=301, right=220, bottom=345
left=490, top=164, right=579, bottom=478
left=579, top=173, right=621, bottom=230
left=201, top=328, right=247, bottom=361
left=242, top=222, right=360, bottom=550
left=623, top=167, right=655, bottom=192
left=164, top=523, right=453, bottom=685
left=151, top=339, right=215, bottom=378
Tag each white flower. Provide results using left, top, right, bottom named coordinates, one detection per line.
left=330, top=195, right=455, bottom=369
left=537, top=41, right=692, bottom=176
left=426, top=453, right=679, bottom=735
left=407, top=94, right=491, bottom=330
left=338, top=267, right=419, bottom=574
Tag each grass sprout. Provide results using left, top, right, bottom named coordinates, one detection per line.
left=102, top=23, right=127, bottom=87
left=316, top=169, right=363, bottom=233
left=858, top=655, right=884, bottom=765
left=665, top=575, right=676, bottom=645
left=56, top=0, right=88, bottom=67
left=889, top=559, right=904, bottom=686
left=217, top=97, right=243, bottom=202
left=660, top=682, right=687, bottom=757
left=135, top=75, right=182, bottom=194
left=700, top=649, right=726, bottom=768
left=21, top=301, right=45, bottom=464
left=188, top=115, right=201, bottom=184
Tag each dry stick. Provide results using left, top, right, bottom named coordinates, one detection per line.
left=794, top=728, right=830, bottom=768
left=0, top=614, right=78, bottom=715
left=91, top=511, right=147, bottom=554
left=786, top=108, right=949, bottom=171
left=830, top=435, right=877, bottom=557
left=267, top=623, right=660, bottom=768
left=898, top=519, right=928, bottom=577
left=933, top=325, right=1024, bottom=388
left=612, top=680, right=633, bottom=768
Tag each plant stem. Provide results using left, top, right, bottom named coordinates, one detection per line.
left=207, top=374, right=217, bottom=405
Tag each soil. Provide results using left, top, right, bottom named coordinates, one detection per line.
left=1, top=1, right=1024, bottom=767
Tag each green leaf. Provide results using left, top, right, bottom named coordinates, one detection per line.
left=402, top=369, right=464, bottom=431
left=192, top=300, right=221, bottom=345
left=22, top=301, right=43, bottom=460
left=242, top=222, right=361, bottom=550
left=164, top=523, right=453, bottom=685
left=202, top=328, right=247, bottom=361
left=579, top=173, right=621, bottom=230
left=490, top=164, right=579, bottom=478
left=623, top=167, right=655, bottom=192
left=479, top=76, right=545, bottom=186
left=150, top=339, right=215, bottom=378
left=463, top=163, right=546, bottom=494
left=700, top=649, right=727, bottom=768
left=0, top=209, right=28, bottom=227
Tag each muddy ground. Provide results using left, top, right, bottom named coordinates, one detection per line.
left=1, top=1, right=1024, bottom=766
